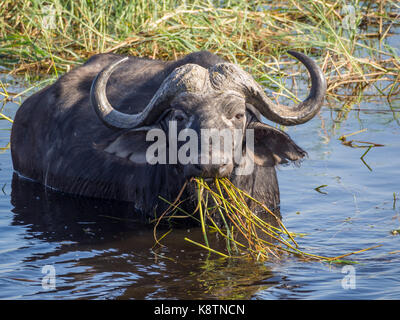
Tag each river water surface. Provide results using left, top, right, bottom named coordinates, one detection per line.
left=0, top=65, right=399, bottom=300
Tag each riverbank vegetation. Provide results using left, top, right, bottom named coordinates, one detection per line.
left=1, top=0, right=399, bottom=103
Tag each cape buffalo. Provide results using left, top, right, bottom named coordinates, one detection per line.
left=10, top=51, right=326, bottom=219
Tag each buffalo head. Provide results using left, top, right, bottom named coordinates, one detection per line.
left=90, top=51, right=326, bottom=181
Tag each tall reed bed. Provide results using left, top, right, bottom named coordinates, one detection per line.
left=1, top=0, right=399, bottom=102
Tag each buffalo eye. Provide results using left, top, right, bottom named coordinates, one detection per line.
left=170, top=110, right=187, bottom=122
left=235, top=112, right=245, bottom=120
left=174, top=114, right=185, bottom=122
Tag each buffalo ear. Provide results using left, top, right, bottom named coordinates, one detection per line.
left=248, top=121, right=306, bottom=166
left=103, top=126, right=167, bottom=165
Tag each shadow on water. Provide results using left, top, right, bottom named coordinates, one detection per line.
left=9, top=173, right=277, bottom=299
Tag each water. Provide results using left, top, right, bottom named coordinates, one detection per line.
left=0, top=72, right=399, bottom=300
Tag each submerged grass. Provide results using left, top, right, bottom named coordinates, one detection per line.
left=156, top=177, right=380, bottom=262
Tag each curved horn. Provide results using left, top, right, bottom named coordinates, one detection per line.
left=91, top=59, right=209, bottom=129
left=209, top=51, right=326, bottom=126
left=90, top=57, right=141, bottom=129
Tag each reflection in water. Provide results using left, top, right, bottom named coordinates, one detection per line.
left=10, top=173, right=276, bottom=299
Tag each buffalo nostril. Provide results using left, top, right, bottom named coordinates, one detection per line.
left=193, top=164, right=202, bottom=172
left=187, top=163, right=233, bottom=179
left=218, top=163, right=233, bottom=177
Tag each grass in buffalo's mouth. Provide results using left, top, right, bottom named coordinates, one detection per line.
left=156, top=177, right=380, bottom=262
left=190, top=177, right=299, bottom=261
